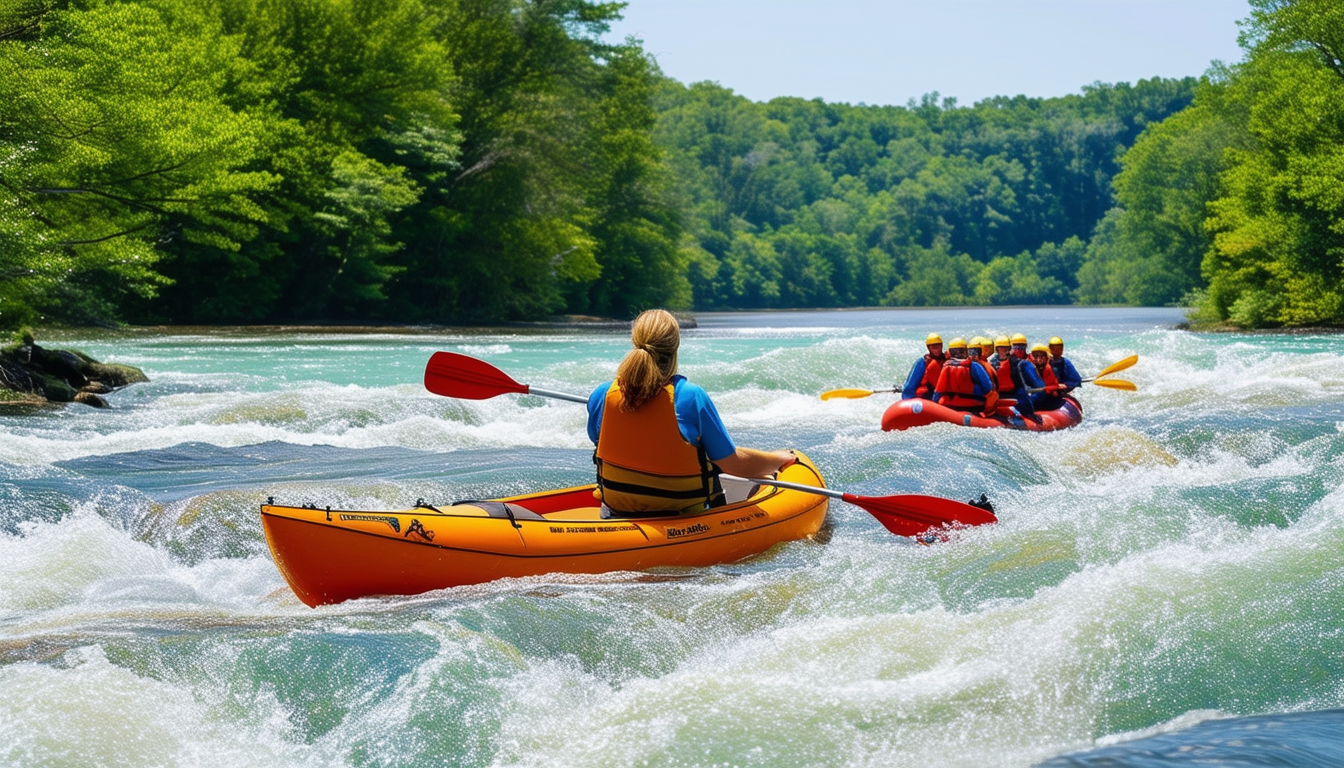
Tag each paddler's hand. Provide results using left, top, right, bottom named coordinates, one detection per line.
left=716, top=448, right=797, bottom=479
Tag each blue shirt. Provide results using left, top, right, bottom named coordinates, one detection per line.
left=587, top=375, right=737, bottom=462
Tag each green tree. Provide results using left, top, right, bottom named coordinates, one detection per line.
left=146, top=0, right=457, bottom=322
left=1199, top=0, right=1344, bottom=327
left=0, top=0, right=275, bottom=329
left=573, top=44, right=687, bottom=317
left=1076, top=80, right=1242, bottom=307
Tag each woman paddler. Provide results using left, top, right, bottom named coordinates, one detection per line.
left=586, top=309, right=796, bottom=518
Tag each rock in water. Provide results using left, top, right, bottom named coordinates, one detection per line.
left=0, top=335, right=148, bottom=409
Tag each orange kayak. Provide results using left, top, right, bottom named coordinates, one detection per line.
left=261, top=453, right=829, bottom=606
left=882, top=396, right=1083, bottom=432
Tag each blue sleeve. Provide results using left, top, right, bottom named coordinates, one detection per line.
left=901, top=358, right=926, bottom=400
left=1061, top=359, right=1083, bottom=388
left=674, top=379, right=736, bottom=463
left=586, top=381, right=610, bottom=444
left=1020, top=360, right=1045, bottom=388
left=970, top=364, right=992, bottom=396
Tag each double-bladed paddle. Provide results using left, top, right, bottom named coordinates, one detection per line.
left=423, top=351, right=995, bottom=539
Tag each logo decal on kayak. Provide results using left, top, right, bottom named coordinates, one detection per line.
left=340, top=514, right=400, bottom=533
left=963, top=415, right=972, bottom=426
left=720, top=511, right=767, bottom=526
left=911, top=401, right=923, bottom=414
left=549, top=525, right=641, bottom=534
left=666, top=523, right=710, bottom=539
left=405, top=519, right=435, bottom=541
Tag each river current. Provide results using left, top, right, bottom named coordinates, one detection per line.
left=2, top=307, right=1342, bottom=767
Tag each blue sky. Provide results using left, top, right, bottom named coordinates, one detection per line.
left=606, top=0, right=1250, bottom=106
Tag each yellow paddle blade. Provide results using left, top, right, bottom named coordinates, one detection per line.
left=1095, top=354, right=1138, bottom=379
left=820, top=388, right=876, bottom=401
left=1091, top=378, right=1136, bottom=391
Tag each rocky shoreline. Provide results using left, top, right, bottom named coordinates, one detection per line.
left=0, top=333, right=148, bottom=408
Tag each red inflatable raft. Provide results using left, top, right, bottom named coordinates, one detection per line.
left=882, top=396, right=1083, bottom=432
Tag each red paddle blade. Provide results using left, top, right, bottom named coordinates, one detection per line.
left=424, top=351, right=528, bottom=400
left=842, top=492, right=997, bottom=539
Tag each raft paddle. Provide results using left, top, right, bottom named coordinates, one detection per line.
left=423, top=351, right=588, bottom=403
left=425, top=352, right=994, bottom=540
left=721, top=474, right=997, bottom=539
left=1028, top=377, right=1137, bottom=394
left=1088, top=377, right=1136, bottom=391
left=1094, top=354, right=1138, bottom=379
left=819, top=387, right=899, bottom=401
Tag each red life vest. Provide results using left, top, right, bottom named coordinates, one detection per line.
left=595, top=382, right=721, bottom=515
left=935, top=360, right=984, bottom=409
left=997, top=358, right=1018, bottom=395
left=1036, top=360, right=1059, bottom=392
left=916, top=353, right=944, bottom=398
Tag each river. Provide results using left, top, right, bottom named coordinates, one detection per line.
left=2, top=306, right=1342, bottom=767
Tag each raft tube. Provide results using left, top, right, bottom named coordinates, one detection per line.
left=881, top=396, right=1083, bottom=432
left=261, top=452, right=829, bottom=606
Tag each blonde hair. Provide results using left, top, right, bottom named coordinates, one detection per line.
left=616, top=309, right=680, bottom=410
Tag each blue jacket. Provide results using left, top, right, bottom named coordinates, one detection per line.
left=1050, top=356, right=1083, bottom=391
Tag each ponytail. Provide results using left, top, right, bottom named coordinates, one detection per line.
left=616, top=309, right=680, bottom=410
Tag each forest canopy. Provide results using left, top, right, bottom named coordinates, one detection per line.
left=1, top=0, right=1337, bottom=330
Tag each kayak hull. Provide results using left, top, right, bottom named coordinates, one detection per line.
left=261, top=453, right=829, bottom=606
left=881, top=396, right=1083, bottom=432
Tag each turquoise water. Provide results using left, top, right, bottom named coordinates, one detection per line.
left=2, top=307, right=1343, bottom=767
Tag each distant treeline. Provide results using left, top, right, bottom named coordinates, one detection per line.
left=1, top=0, right=1339, bottom=330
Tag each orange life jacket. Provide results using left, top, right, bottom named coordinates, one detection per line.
left=936, top=360, right=985, bottom=409
left=594, top=382, right=722, bottom=515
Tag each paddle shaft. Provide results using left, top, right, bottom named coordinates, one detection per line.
left=529, top=386, right=588, bottom=403
left=720, top=474, right=844, bottom=501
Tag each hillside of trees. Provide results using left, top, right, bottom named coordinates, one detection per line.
left=2, top=0, right=1339, bottom=330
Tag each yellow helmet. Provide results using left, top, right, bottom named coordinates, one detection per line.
left=1030, top=343, right=1049, bottom=355
left=980, top=337, right=994, bottom=351
left=969, top=336, right=984, bottom=347
left=994, top=336, right=1010, bottom=348
left=1010, top=333, right=1028, bottom=345
left=1049, top=336, right=1064, bottom=347
left=948, top=337, right=967, bottom=349
left=925, top=332, right=943, bottom=346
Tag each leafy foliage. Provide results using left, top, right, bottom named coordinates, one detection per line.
left=653, top=78, right=1197, bottom=309
left=7, top=0, right=1330, bottom=329
left=0, top=0, right=274, bottom=327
